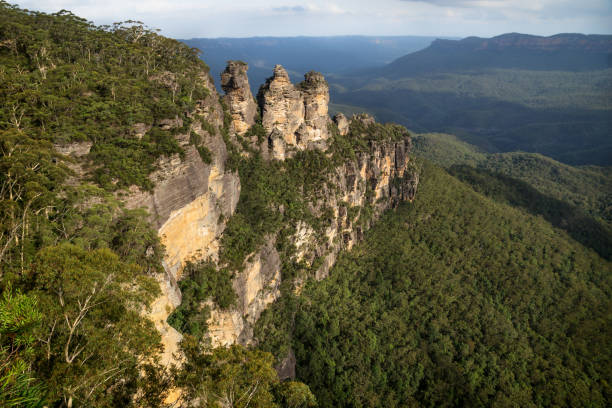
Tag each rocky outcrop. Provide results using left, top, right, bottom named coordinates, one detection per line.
left=298, top=71, right=330, bottom=150
left=257, top=65, right=305, bottom=159
left=256, top=65, right=331, bottom=160
left=221, top=61, right=258, bottom=135
left=309, top=137, right=417, bottom=281
left=204, top=122, right=418, bottom=347
left=333, top=113, right=350, bottom=136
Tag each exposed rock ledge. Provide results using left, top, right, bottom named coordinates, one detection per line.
left=124, top=73, right=241, bottom=367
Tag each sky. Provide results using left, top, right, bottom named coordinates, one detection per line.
left=14, top=0, right=612, bottom=39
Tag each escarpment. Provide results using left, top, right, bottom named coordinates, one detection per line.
left=127, top=61, right=419, bottom=369
left=203, top=62, right=419, bottom=348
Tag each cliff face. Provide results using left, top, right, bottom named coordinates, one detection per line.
left=127, top=62, right=418, bottom=368
left=205, top=133, right=418, bottom=347
left=124, top=73, right=240, bottom=366
left=205, top=64, right=419, bottom=347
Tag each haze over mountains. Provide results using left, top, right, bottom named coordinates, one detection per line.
left=182, top=36, right=449, bottom=92
left=382, top=33, right=612, bottom=75
left=328, top=33, right=612, bottom=166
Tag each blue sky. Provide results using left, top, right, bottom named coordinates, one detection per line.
left=14, top=0, right=612, bottom=39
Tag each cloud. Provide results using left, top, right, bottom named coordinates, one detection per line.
left=12, top=0, right=612, bottom=38
left=272, top=5, right=307, bottom=13
left=270, top=4, right=349, bottom=16
left=399, top=0, right=505, bottom=7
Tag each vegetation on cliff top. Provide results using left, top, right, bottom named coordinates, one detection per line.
left=0, top=0, right=210, bottom=190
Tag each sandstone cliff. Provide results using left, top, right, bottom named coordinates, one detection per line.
left=204, top=64, right=419, bottom=348
left=124, top=72, right=240, bottom=367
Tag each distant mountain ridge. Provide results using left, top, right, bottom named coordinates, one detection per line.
left=383, top=33, right=612, bottom=75
left=329, top=32, right=612, bottom=165
left=182, top=36, right=447, bottom=92
left=436, top=33, right=612, bottom=53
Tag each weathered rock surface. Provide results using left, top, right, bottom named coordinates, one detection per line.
left=124, top=72, right=241, bottom=368
left=298, top=71, right=330, bottom=150
left=207, top=237, right=282, bottom=347
left=313, top=137, right=418, bottom=280
left=204, top=126, right=418, bottom=347
left=221, top=61, right=258, bottom=135
left=257, top=65, right=305, bottom=159
left=256, top=65, right=331, bottom=159
left=333, top=113, right=350, bottom=136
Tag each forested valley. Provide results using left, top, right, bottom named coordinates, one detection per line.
left=256, top=162, right=611, bottom=407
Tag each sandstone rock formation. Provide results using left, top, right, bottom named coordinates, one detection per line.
left=298, top=71, right=330, bottom=149
left=254, top=65, right=331, bottom=159
left=205, top=130, right=418, bottom=347
left=333, top=113, right=350, bottom=136
left=257, top=65, right=305, bottom=159
left=124, top=72, right=240, bottom=368
left=221, top=61, right=258, bottom=135
left=207, top=237, right=281, bottom=347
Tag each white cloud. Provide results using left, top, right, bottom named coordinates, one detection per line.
left=12, top=0, right=612, bottom=38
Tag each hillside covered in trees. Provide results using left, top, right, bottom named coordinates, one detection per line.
left=256, top=162, right=612, bottom=407
left=410, top=133, right=612, bottom=257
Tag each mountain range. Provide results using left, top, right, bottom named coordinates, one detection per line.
left=382, top=33, right=612, bottom=76
left=329, top=33, right=612, bottom=165
left=182, top=36, right=449, bottom=92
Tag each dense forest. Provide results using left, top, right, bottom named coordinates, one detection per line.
left=256, top=162, right=612, bottom=407
left=411, top=133, right=611, bottom=227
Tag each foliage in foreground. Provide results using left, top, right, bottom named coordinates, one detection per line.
left=176, top=338, right=317, bottom=408
left=0, top=289, right=44, bottom=407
